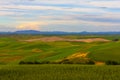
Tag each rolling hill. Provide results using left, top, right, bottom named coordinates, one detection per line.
left=0, top=35, right=120, bottom=65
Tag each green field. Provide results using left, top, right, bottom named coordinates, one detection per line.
left=88, top=41, right=120, bottom=63
left=0, top=65, right=120, bottom=80
left=0, top=35, right=120, bottom=80
left=0, top=35, right=120, bottom=64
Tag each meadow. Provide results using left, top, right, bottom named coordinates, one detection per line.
left=0, top=65, right=120, bottom=80
left=0, top=34, right=120, bottom=65
left=0, top=34, right=120, bottom=80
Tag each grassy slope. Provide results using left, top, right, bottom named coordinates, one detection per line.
left=0, top=35, right=120, bottom=80
left=88, top=41, right=120, bottom=62
left=0, top=35, right=120, bottom=64
left=0, top=37, right=96, bottom=64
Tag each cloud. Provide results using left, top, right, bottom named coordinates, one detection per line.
left=16, top=22, right=47, bottom=30
left=0, top=5, right=105, bottom=14
left=0, top=25, right=15, bottom=31
left=0, top=0, right=120, bottom=32
left=88, top=1, right=120, bottom=8
left=0, top=11, right=14, bottom=16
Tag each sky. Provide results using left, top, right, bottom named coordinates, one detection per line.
left=0, top=0, right=120, bottom=32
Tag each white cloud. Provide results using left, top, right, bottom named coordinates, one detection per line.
left=0, top=0, right=120, bottom=31
left=0, top=5, right=105, bottom=13
left=16, top=22, right=47, bottom=30
left=89, top=1, right=120, bottom=8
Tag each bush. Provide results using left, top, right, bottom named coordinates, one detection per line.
left=34, top=61, right=41, bottom=64
left=106, top=60, right=119, bottom=65
left=41, top=61, right=50, bottom=64
left=19, top=61, right=26, bottom=64
left=86, top=60, right=95, bottom=65
left=19, top=59, right=95, bottom=65
left=19, top=61, right=41, bottom=64
left=113, top=39, right=119, bottom=42
left=59, top=59, right=73, bottom=64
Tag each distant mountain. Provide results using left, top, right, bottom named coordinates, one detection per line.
left=15, top=30, right=41, bottom=34
left=14, top=30, right=69, bottom=35
left=0, top=30, right=120, bottom=35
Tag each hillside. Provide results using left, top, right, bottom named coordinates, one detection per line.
left=0, top=35, right=120, bottom=65
left=88, top=42, right=120, bottom=63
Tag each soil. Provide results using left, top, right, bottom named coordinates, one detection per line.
left=24, top=36, right=110, bottom=43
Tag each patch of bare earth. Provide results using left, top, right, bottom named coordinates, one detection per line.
left=0, top=56, right=23, bottom=62
left=95, top=61, right=105, bottom=65
left=56, top=52, right=94, bottom=64
left=66, top=53, right=88, bottom=59
left=67, top=38, right=110, bottom=43
left=23, top=36, right=110, bottom=43
left=24, top=36, right=66, bottom=42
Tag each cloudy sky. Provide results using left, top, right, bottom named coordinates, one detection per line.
left=0, top=0, right=120, bottom=32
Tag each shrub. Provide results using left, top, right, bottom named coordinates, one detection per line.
left=59, top=59, right=73, bottom=64
left=41, top=61, right=50, bottom=64
left=19, top=61, right=26, bottom=64
left=19, top=61, right=41, bottom=64
left=106, top=60, right=119, bottom=65
left=113, top=39, right=119, bottom=42
left=34, top=61, right=41, bottom=64
left=86, top=60, right=95, bottom=65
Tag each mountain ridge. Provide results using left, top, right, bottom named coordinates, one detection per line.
left=0, top=30, right=120, bottom=35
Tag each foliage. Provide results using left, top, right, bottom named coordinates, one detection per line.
left=105, top=60, right=120, bottom=65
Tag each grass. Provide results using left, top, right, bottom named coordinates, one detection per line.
left=0, top=65, right=120, bottom=80
left=0, top=35, right=120, bottom=80
left=0, top=35, right=120, bottom=64
left=88, top=41, right=120, bottom=63
left=0, top=36, right=94, bottom=64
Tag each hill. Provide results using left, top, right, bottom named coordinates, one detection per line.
left=88, top=42, right=120, bottom=63
left=0, top=35, right=120, bottom=65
